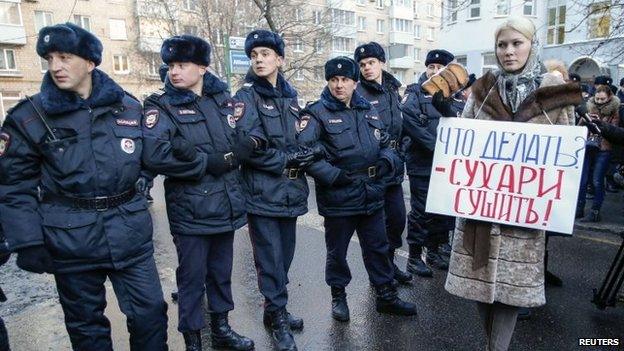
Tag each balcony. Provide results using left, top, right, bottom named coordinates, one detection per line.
left=389, top=5, right=414, bottom=20
left=331, top=23, right=357, bottom=39
left=388, top=56, right=414, bottom=69
left=389, top=31, right=413, bottom=45
left=138, top=36, right=163, bottom=53
left=0, top=24, right=26, bottom=45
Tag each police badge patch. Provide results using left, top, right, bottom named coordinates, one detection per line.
left=144, top=109, right=159, bottom=129
left=227, top=114, right=236, bottom=128
left=121, top=138, right=135, bottom=154
left=297, top=115, right=311, bottom=133
left=374, top=129, right=381, bottom=140
left=233, top=102, right=245, bottom=121
left=0, top=132, right=10, bottom=157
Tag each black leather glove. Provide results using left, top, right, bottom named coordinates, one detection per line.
left=134, top=177, right=149, bottom=196
left=300, top=145, right=326, bottom=161
left=16, top=245, right=54, bottom=274
left=205, top=153, right=233, bottom=177
left=375, top=159, right=392, bottom=179
left=432, top=91, right=455, bottom=117
left=332, top=170, right=354, bottom=186
left=231, top=135, right=256, bottom=162
left=285, top=149, right=316, bottom=168
left=171, top=136, right=197, bottom=161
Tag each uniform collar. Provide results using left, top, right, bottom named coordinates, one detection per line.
left=320, top=86, right=371, bottom=112
left=359, top=70, right=401, bottom=93
left=39, top=69, right=124, bottom=115
left=245, top=70, right=297, bottom=99
left=165, top=72, right=229, bottom=106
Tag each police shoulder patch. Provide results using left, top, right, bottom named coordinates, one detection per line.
left=233, top=102, right=245, bottom=121
left=0, top=131, right=11, bottom=157
left=144, top=109, right=159, bottom=129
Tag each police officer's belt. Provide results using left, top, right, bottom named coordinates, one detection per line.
left=348, top=166, right=377, bottom=178
left=283, top=168, right=301, bottom=180
left=42, top=189, right=136, bottom=211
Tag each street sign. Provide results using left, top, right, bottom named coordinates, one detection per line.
left=229, top=50, right=251, bottom=74
left=229, top=36, right=246, bottom=50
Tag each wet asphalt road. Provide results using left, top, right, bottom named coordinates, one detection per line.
left=1, top=177, right=623, bottom=350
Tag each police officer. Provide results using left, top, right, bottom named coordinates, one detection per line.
left=142, top=35, right=255, bottom=351
left=0, top=23, right=168, bottom=350
left=298, top=56, right=417, bottom=322
left=234, top=29, right=316, bottom=351
left=354, top=42, right=411, bottom=284
left=400, top=49, right=464, bottom=277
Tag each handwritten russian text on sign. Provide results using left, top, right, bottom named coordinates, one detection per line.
left=426, top=118, right=587, bottom=234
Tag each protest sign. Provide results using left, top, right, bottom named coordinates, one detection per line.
left=426, top=117, right=587, bottom=234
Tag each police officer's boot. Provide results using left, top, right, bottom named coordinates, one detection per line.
left=330, top=286, right=350, bottom=322
left=182, top=330, right=202, bottom=351
left=210, top=312, right=255, bottom=351
left=406, top=245, right=433, bottom=277
left=268, top=308, right=297, bottom=351
left=389, top=249, right=412, bottom=284
left=375, top=284, right=417, bottom=316
left=426, top=249, right=449, bottom=271
left=263, top=309, right=304, bottom=331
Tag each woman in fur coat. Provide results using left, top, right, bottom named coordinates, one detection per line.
left=444, top=17, right=582, bottom=351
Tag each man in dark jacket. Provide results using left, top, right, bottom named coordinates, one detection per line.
left=142, top=35, right=255, bottom=351
left=234, top=29, right=316, bottom=351
left=0, top=23, right=167, bottom=350
left=400, top=49, right=464, bottom=277
left=354, top=42, right=411, bottom=284
left=299, top=56, right=417, bottom=322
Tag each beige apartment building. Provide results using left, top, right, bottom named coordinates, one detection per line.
left=0, top=0, right=442, bottom=122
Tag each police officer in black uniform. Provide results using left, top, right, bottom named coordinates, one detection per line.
left=142, top=35, right=255, bottom=351
left=298, top=56, right=417, bottom=322
left=234, top=29, right=316, bottom=351
left=400, top=49, right=464, bottom=278
left=0, top=23, right=168, bottom=350
left=354, top=42, right=411, bottom=284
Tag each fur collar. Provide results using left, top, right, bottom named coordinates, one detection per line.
left=165, top=72, right=228, bottom=106
left=320, top=86, right=371, bottom=111
left=244, top=70, right=297, bottom=99
left=40, top=69, right=124, bottom=115
left=471, top=71, right=582, bottom=122
left=587, top=95, right=621, bottom=119
left=359, top=70, right=401, bottom=93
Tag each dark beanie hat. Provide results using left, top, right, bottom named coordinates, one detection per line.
left=161, top=35, right=211, bottom=66
left=36, top=22, right=103, bottom=66
left=594, top=75, right=612, bottom=86
left=569, top=73, right=581, bottom=82
left=244, top=29, right=285, bottom=58
left=325, top=56, right=359, bottom=81
left=425, top=49, right=454, bottom=66
left=159, top=64, right=168, bottom=83
left=354, top=42, right=386, bottom=63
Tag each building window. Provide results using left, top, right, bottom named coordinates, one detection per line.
left=147, top=53, right=160, bottom=77
left=109, top=19, right=127, bottom=40
left=357, top=16, right=366, bottom=31
left=34, top=11, right=53, bottom=31
left=414, top=47, right=421, bottom=62
left=332, top=36, right=354, bottom=52
left=0, top=2, right=22, bottom=25
left=426, top=26, right=434, bottom=41
left=183, top=25, right=198, bottom=36
left=546, top=0, right=565, bottom=44
left=313, top=10, right=322, bottom=25
left=448, top=0, right=458, bottom=23
left=184, top=0, right=198, bottom=11
left=331, top=9, right=355, bottom=26
left=588, top=1, right=610, bottom=39
left=314, top=67, right=323, bottom=81
left=523, top=0, right=536, bottom=16
left=426, top=3, right=434, bottom=17
left=376, top=0, right=384, bottom=9
left=455, top=55, right=467, bottom=66
left=468, top=0, right=480, bottom=19
left=0, top=48, right=16, bottom=71
left=394, top=0, right=412, bottom=6
left=1, top=91, right=21, bottom=123
left=295, top=8, right=303, bottom=21
left=414, top=24, right=421, bottom=38
left=314, top=39, right=323, bottom=53
left=356, top=0, right=366, bottom=5
left=482, top=52, right=497, bottom=75
left=113, top=54, right=129, bottom=74
left=393, top=70, right=405, bottom=83
left=496, top=0, right=510, bottom=15
left=295, top=70, right=304, bottom=81
left=376, top=19, right=385, bottom=33
left=293, top=38, right=303, bottom=52
left=392, top=19, right=412, bottom=33
left=73, top=15, right=91, bottom=31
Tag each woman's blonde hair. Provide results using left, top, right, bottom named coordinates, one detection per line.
left=494, top=17, right=536, bottom=42
left=543, top=59, right=569, bottom=80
